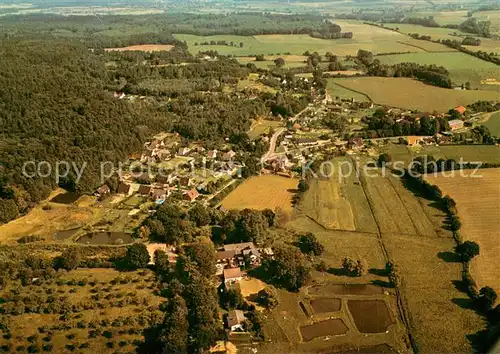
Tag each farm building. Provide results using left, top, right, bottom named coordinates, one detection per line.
left=183, top=188, right=200, bottom=202
left=226, top=310, right=246, bottom=332
left=95, top=185, right=110, bottom=197
left=294, top=137, right=318, bottom=146
left=223, top=267, right=243, bottom=285
left=406, top=136, right=425, bottom=147
left=448, top=119, right=465, bottom=131
left=117, top=183, right=131, bottom=195
left=453, top=106, right=466, bottom=115
left=137, top=185, right=153, bottom=195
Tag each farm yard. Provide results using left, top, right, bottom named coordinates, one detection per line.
left=376, top=52, right=500, bottom=90
left=221, top=175, right=298, bottom=214
left=426, top=168, right=500, bottom=296
left=0, top=267, right=163, bottom=353
left=329, top=77, right=500, bottom=112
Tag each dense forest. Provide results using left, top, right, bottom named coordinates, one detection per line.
left=0, top=13, right=337, bottom=46
left=0, top=40, right=171, bottom=222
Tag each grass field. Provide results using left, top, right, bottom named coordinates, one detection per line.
left=175, top=21, right=447, bottom=56
left=426, top=168, right=500, bottom=296
left=376, top=52, right=500, bottom=90
left=0, top=267, right=163, bottom=352
left=483, top=111, right=500, bottom=137
left=382, top=23, right=500, bottom=54
left=221, top=175, right=298, bottom=213
left=381, top=143, right=500, bottom=165
left=248, top=119, right=283, bottom=139
left=330, top=77, right=500, bottom=112
left=326, top=80, right=370, bottom=102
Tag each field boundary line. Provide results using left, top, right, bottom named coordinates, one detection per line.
left=331, top=82, right=373, bottom=102
left=386, top=175, right=438, bottom=238
left=351, top=157, right=418, bottom=354
left=396, top=40, right=458, bottom=53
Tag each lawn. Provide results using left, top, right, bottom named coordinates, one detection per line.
left=483, top=111, right=500, bottom=137
left=329, top=77, right=500, bottom=112
left=376, top=52, right=500, bottom=90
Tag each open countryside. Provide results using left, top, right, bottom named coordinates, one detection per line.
left=329, top=77, right=500, bottom=112
left=0, top=3, right=499, bottom=354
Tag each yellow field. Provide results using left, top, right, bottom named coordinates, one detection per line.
left=298, top=178, right=355, bottom=231
left=105, top=44, right=174, bottom=52
left=331, top=77, right=500, bottom=112
left=221, top=175, right=298, bottom=213
left=427, top=168, right=500, bottom=295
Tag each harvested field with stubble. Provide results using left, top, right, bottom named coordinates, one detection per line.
left=426, top=168, right=500, bottom=295
left=221, top=175, right=298, bottom=213
left=104, top=44, right=174, bottom=52
left=330, top=77, right=500, bottom=112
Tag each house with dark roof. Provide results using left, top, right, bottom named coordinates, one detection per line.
left=95, top=185, right=110, bottom=197
left=117, top=183, right=131, bottom=195
left=137, top=185, right=153, bottom=195
left=151, top=188, right=168, bottom=200
left=226, top=310, right=246, bottom=332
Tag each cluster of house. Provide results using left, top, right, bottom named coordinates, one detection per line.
left=216, top=242, right=273, bottom=285
left=95, top=134, right=242, bottom=203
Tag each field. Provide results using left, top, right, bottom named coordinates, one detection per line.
left=382, top=23, right=500, bottom=54
left=426, top=168, right=500, bottom=296
left=376, top=52, right=500, bottom=90
left=483, top=111, right=500, bottom=137
left=0, top=267, right=163, bottom=352
left=329, top=77, right=500, bottom=112
left=104, top=44, right=174, bottom=52
left=221, top=175, right=298, bottom=213
left=248, top=119, right=283, bottom=139
left=327, top=80, right=370, bottom=102
left=286, top=156, right=486, bottom=352
left=175, top=21, right=452, bottom=56
left=380, top=143, right=500, bottom=166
